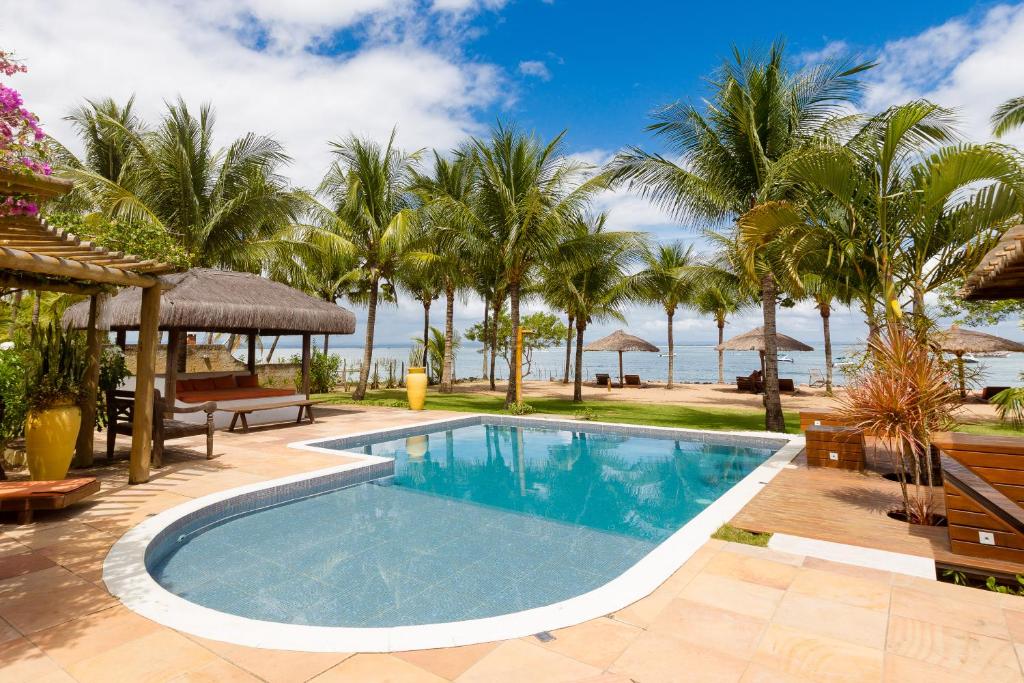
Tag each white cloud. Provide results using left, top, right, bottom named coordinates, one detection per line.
left=864, top=3, right=1024, bottom=147
left=796, top=39, right=850, bottom=66
left=5, top=0, right=506, bottom=189
left=518, top=60, right=552, bottom=81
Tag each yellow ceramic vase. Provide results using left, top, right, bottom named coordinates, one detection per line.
left=25, top=403, right=81, bottom=481
left=406, top=367, right=428, bottom=410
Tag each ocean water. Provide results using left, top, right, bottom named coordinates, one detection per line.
left=150, top=423, right=776, bottom=626
left=264, top=342, right=1024, bottom=388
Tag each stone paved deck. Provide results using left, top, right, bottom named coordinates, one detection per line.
left=1, top=406, right=1023, bottom=681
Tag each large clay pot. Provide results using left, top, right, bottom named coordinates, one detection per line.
left=25, top=403, right=82, bottom=481
left=406, top=367, right=428, bottom=410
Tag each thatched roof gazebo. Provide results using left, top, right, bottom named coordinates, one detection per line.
left=718, top=326, right=814, bottom=374
left=583, top=329, right=660, bottom=387
left=933, top=325, right=1024, bottom=398
left=962, top=225, right=1024, bottom=300
left=65, top=268, right=356, bottom=406
left=1, top=169, right=175, bottom=483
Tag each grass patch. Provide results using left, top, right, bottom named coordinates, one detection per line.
left=712, top=524, right=772, bottom=547
left=952, top=421, right=1024, bottom=437
left=317, top=388, right=803, bottom=433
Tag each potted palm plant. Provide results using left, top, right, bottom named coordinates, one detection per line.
left=22, top=323, right=87, bottom=480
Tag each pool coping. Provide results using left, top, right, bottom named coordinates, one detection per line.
left=103, top=414, right=804, bottom=653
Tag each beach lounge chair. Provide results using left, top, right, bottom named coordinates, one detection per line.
left=982, top=386, right=1011, bottom=401
left=808, top=368, right=827, bottom=388
left=778, top=378, right=796, bottom=392
left=624, top=374, right=642, bottom=387
left=107, top=389, right=217, bottom=465
left=0, top=478, right=100, bottom=524
left=595, top=373, right=611, bottom=387
left=736, top=370, right=761, bottom=393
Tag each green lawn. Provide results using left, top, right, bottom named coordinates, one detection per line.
left=318, top=388, right=803, bottom=433
left=317, top=387, right=1023, bottom=437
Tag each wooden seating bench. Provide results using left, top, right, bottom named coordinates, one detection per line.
left=108, top=389, right=216, bottom=465
left=0, top=478, right=100, bottom=524
left=221, top=398, right=325, bottom=433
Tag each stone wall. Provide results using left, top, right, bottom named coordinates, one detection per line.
left=119, top=344, right=302, bottom=390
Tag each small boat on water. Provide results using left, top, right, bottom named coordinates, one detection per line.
left=962, top=353, right=979, bottom=364
left=777, top=354, right=794, bottom=363
left=834, top=356, right=858, bottom=368
left=976, top=351, right=1010, bottom=358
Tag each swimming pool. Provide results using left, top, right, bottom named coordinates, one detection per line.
left=106, top=416, right=801, bottom=651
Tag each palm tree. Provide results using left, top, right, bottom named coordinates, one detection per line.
left=610, top=41, right=872, bottom=431
left=311, top=130, right=420, bottom=400
left=692, top=254, right=749, bottom=384
left=633, top=241, right=696, bottom=388
left=411, top=151, right=478, bottom=393
left=471, top=124, right=605, bottom=406
left=398, top=265, right=440, bottom=374
left=992, top=96, right=1024, bottom=138
left=801, top=273, right=851, bottom=395
left=550, top=214, right=644, bottom=402
left=60, top=98, right=301, bottom=271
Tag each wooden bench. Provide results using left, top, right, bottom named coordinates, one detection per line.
left=221, top=398, right=324, bottom=433
left=0, top=478, right=100, bottom=524
left=108, top=389, right=216, bottom=465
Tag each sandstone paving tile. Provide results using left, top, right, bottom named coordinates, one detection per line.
left=702, top=548, right=800, bottom=590
left=678, top=572, right=786, bottom=621
left=27, top=605, right=163, bottom=669
left=891, top=572, right=1021, bottom=609
left=456, top=639, right=601, bottom=683
left=608, top=582, right=677, bottom=628
left=524, top=616, right=642, bottom=669
left=394, top=642, right=500, bottom=680
left=751, top=623, right=884, bottom=683
left=167, top=657, right=262, bottom=682
left=312, top=653, right=447, bottom=682
left=1006, top=608, right=1024, bottom=643
left=187, top=635, right=352, bottom=683
left=739, top=662, right=817, bottom=682
left=885, top=614, right=1020, bottom=680
left=890, top=585, right=1009, bottom=639
left=772, top=591, right=888, bottom=650
left=718, top=541, right=805, bottom=567
left=610, top=629, right=749, bottom=683
left=0, top=535, right=31, bottom=558
left=64, top=629, right=220, bottom=683
left=648, top=597, right=768, bottom=659
left=799, top=556, right=894, bottom=584
left=786, top=567, right=890, bottom=612
left=0, top=550, right=55, bottom=580
left=0, top=636, right=76, bottom=682
left=0, top=564, right=84, bottom=598
left=883, top=652, right=999, bottom=683
left=0, top=580, right=117, bottom=634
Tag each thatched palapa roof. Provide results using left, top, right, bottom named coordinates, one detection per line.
left=718, top=326, right=814, bottom=352
left=583, top=330, right=660, bottom=353
left=933, top=325, right=1024, bottom=354
left=961, top=225, right=1024, bottom=301
left=63, top=268, right=356, bottom=335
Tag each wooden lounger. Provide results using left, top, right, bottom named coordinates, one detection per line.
left=624, top=374, right=642, bottom=387
left=0, top=478, right=100, bottom=524
left=595, top=373, right=611, bottom=387
left=221, top=398, right=325, bottom=433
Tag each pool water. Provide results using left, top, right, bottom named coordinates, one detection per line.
left=149, top=424, right=776, bottom=627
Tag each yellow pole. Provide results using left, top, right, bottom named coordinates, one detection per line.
left=515, top=327, right=533, bottom=403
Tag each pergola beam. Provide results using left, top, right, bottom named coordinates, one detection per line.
left=129, top=285, right=161, bottom=484
left=0, top=247, right=157, bottom=288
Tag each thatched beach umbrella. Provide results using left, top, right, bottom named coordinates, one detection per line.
left=583, top=329, right=660, bottom=386
left=933, top=325, right=1024, bottom=398
left=718, top=326, right=814, bottom=375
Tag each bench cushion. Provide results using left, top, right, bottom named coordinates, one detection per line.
left=191, top=378, right=216, bottom=391
left=213, top=375, right=237, bottom=390
left=177, top=388, right=297, bottom=403
left=236, top=374, right=259, bottom=388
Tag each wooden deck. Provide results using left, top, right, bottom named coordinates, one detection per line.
left=731, top=450, right=1024, bottom=578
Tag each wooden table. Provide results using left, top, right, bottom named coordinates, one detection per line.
left=0, top=478, right=100, bottom=524
left=221, top=398, right=324, bottom=433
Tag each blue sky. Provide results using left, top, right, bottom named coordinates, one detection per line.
left=7, top=0, right=1024, bottom=347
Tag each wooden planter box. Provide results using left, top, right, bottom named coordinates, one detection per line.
left=799, top=410, right=848, bottom=432
left=805, top=425, right=866, bottom=471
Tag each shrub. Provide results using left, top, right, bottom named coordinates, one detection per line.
left=0, top=345, right=26, bottom=444
left=508, top=401, right=534, bottom=416
left=97, top=347, right=130, bottom=428
left=574, top=407, right=596, bottom=421
left=292, top=349, right=341, bottom=394
left=21, top=322, right=87, bottom=412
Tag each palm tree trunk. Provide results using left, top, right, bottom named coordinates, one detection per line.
left=717, top=314, right=725, bottom=384
left=266, top=335, right=280, bottom=362
left=489, top=293, right=502, bottom=391
left=820, top=303, right=833, bottom=396
left=761, top=273, right=785, bottom=432
left=573, top=319, right=586, bottom=402
left=481, top=295, right=489, bottom=378
left=31, top=292, right=40, bottom=325
left=666, top=308, right=675, bottom=389
left=353, top=276, right=379, bottom=401
left=440, top=283, right=455, bottom=393
left=421, top=299, right=430, bottom=370
left=563, top=314, right=574, bottom=384
left=504, top=281, right=521, bottom=407
left=8, top=290, right=22, bottom=337
left=323, top=335, right=330, bottom=354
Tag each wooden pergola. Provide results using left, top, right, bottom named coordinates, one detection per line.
left=0, top=168, right=175, bottom=484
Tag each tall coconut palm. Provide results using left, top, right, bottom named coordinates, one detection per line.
left=60, top=98, right=302, bottom=271
left=692, top=252, right=750, bottom=384
left=800, top=273, right=852, bottom=395
left=471, top=124, right=606, bottom=406
left=311, top=130, right=420, bottom=400
left=411, top=151, right=478, bottom=393
left=610, top=41, right=872, bottom=431
left=633, top=241, right=697, bottom=388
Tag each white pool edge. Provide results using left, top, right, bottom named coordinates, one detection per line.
left=103, top=414, right=804, bottom=653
